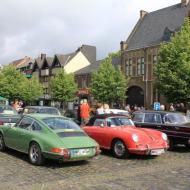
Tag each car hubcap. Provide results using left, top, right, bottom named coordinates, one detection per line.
left=30, top=145, right=39, bottom=162
left=114, top=141, right=125, bottom=156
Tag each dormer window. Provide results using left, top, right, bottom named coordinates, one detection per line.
left=163, top=27, right=174, bottom=42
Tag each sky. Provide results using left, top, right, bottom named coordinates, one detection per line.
left=0, top=0, right=180, bottom=65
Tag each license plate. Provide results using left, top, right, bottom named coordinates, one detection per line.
left=72, top=148, right=90, bottom=156
left=150, top=149, right=165, bottom=155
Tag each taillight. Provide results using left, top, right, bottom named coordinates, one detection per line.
left=95, top=146, right=101, bottom=155
left=51, top=148, right=70, bottom=158
left=63, top=149, right=70, bottom=159
left=51, top=148, right=62, bottom=154
left=0, top=121, right=4, bottom=125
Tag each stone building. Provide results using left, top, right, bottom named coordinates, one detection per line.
left=121, top=0, right=190, bottom=108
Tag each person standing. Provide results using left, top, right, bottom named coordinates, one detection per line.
left=80, top=99, right=90, bottom=126
left=96, top=103, right=104, bottom=115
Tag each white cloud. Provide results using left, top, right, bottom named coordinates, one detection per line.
left=0, top=0, right=180, bottom=64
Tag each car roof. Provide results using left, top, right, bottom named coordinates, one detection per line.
left=26, top=113, right=64, bottom=120
left=24, top=106, right=59, bottom=110
left=133, top=110, right=182, bottom=114
left=109, top=109, right=128, bottom=112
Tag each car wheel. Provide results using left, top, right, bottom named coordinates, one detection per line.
left=112, top=140, right=129, bottom=159
left=0, top=133, right=6, bottom=151
left=29, top=142, right=44, bottom=166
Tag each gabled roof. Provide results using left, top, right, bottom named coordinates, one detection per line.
left=76, top=45, right=96, bottom=63
left=126, top=2, right=190, bottom=51
left=74, top=60, right=102, bottom=75
left=34, top=57, right=44, bottom=69
left=55, top=52, right=76, bottom=67
left=10, top=56, right=32, bottom=69
left=46, top=57, right=54, bottom=67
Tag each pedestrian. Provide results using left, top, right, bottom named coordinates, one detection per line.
left=125, top=104, right=131, bottom=113
left=12, top=99, right=20, bottom=112
left=80, top=99, right=90, bottom=126
left=103, top=103, right=110, bottom=114
left=96, top=103, right=104, bottom=115
left=169, top=103, right=175, bottom=112
left=77, top=99, right=83, bottom=125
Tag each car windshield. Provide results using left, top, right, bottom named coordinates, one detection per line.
left=0, top=105, right=17, bottom=114
left=42, top=117, right=81, bottom=130
left=164, top=113, right=189, bottom=124
left=106, top=117, right=134, bottom=127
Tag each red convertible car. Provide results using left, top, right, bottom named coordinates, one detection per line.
left=83, top=114, right=168, bottom=158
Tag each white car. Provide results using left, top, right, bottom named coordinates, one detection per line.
left=109, top=109, right=130, bottom=117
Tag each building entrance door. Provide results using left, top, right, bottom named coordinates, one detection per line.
left=126, top=86, right=144, bottom=107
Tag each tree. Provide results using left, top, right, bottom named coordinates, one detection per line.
left=154, top=18, right=190, bottom=104
left=21, top=76, right=43, bottom=103
left=0, top=65, right=43, bottom=103
left=90, top=52, right=128, bottom=104
left=50, top=69, right=77, bottom=106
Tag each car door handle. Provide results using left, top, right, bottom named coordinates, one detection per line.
left=157, top=126, right=162, bottom=128
left=174, top=127, right=180, bottom=130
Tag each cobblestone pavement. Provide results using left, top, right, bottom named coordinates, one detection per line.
left=0, top=147, right=190, bottom=190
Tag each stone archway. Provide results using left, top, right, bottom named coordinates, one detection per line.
left=126, top=86, right=144, bottom=107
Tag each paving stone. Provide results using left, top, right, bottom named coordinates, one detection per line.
left=0, top=147, right=190, bottom=190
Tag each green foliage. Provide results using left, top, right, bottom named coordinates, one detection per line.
left=155, top=18, right=190, bottom=103
left=50, top=69, right=77, bottom=103
left=0, top=65, right=43, bottom=103
left=90, top=52, right=128, bottom=104
left=21, top=76, right=43, bottom=103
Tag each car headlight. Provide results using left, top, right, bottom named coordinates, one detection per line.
left=162, top=133, right=167, bottom=141
left=132, top=134, right=139, bottom=143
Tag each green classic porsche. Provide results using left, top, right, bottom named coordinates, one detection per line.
left=0, top=114, right=100, bottom=165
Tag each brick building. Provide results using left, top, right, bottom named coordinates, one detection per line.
left=121, top=0, right=190, bottom=108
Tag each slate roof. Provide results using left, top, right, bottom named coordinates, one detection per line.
left=74, top=60, right=102, bottom=75
left=46, top=57, right=54, bottom=67
left=76, top=45, right=96, bottom=63
left=55, top=53, right=76, bottom=66
left=34, top=57, right=44, bottom=69
left=126, top=2, right=190, bottom=51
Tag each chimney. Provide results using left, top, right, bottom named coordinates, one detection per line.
left=140, top=10, right=148, bottom=19
left=41, top=53, right=46, bottom=60
left=120, top=41, right=128, bottom=51
left=181, top=0, right=190, bottom=6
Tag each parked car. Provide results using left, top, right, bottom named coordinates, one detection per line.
left=132, top=110, right=190, bottom=149
left=23, top=106, right=61, bottom=116
left=0, top=114, right=100, bottom=165
left=83, top=114, right=168, bottom=158
left=0, top=105, right=20, bottom=127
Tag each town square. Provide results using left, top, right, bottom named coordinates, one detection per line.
left=0, top=0, right=190, bottom=189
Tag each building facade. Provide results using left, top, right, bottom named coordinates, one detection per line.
left=11, top=45, right=98, bottom=106
left=121, top=0, right=190, bottom=108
